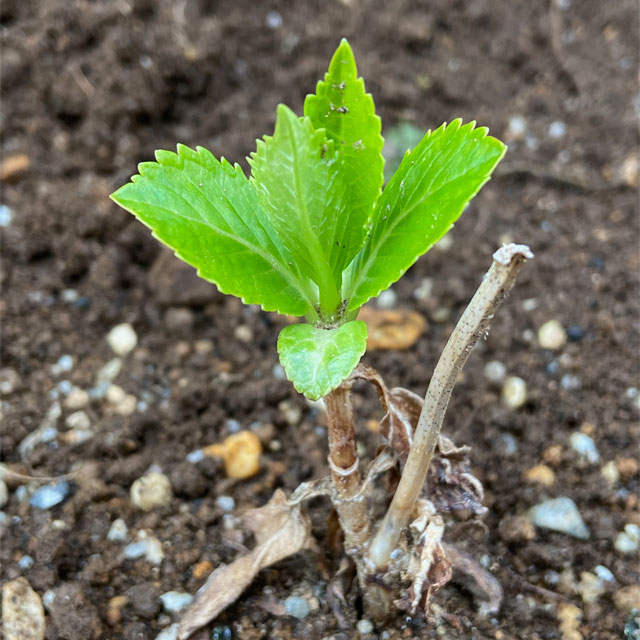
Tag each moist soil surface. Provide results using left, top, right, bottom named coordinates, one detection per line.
left=1, top=1, right=638, bottom=639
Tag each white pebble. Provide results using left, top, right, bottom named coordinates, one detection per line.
left=570, top=432, right=599, bottom=464
left=538, top=320, right=567, bottom=350
left=234, top=325, right=253, bottom=343
left=502, top=376, right=527, bottom=409
left=65, top=410, right=90, bottom=430
left=0, top=367, right=20, bottom=395
left=561, top=374, right=581, bottom=390
left=56, top=355, right=74, bottom=372
left=266, top=10, right=282, bottom=28
left=215, top=496, right=235, bottom=512
left=284, top=596, right=310, bottom=619
left=376, top=289, right=397, bottom=309
left=272, top=364, right=286, bottom=380
left=30, top=482, right=70, bottom=510
left=106, top=385, right=137, bottom=416
left=528, top=497, right=590, bottom=539
left=413, top=277, right=433, bottom=301
left=18, top=555, right=34, bottom=569
left=64, top=388, right=89, bottom=410
left=130, top=473, right=172, bottom=511
left=96, top=358, right=123, bottom=385
left=508, top=115, right=527, bottom=138
left=548, top=121, right=567, bottom=139
left=2, top=578, right=46, bottom=640
left=160, top=591, right=194, bottom=614
left=0, top=204, right=13, bottom=227
left=122, top=535, right=164, bottom=565
left=600, top=461, right=620, bottom=485
left=186, top=449, right=204, bottom=464
left=155, top=624, right=179, bottom=640
left=435, top=234, right=453, bottom=251
left=484, top=360, right=506, bottom=385
left=614, top=524, right=640, bottom=554
left=107, top=518, right=129, bottom=542
left=357, top=618, right=375, bottom=634
left=594, top=565, right=615, bottom=582
left=107, top=323, right=138, bottom=356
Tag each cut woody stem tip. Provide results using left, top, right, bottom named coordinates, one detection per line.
left=366, top=244, right=534, bottom=576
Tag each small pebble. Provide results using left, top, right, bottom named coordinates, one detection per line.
left=484, top=360, right=506, bottom=386
left=494, top=433, right=518, bottom=457
left=122, top=535, right=164, bottom=565
left=431, top=306, right=451, bottom=323
left=561, top=374, right=581, bottom=390
left=615, top=456, right=638, bottom=480
left=594, top=565, right=615, bottom=582
left=538, top=320, right=567, bottom=350
left=215, top=496, right=235, bottom=512
left=357, top=618, right=375, bottom=634
left=278, top=401, right=302, bottom=426
left=548, top=121, right=567, bottom=139
left=107, top=323, right=138, bottom=355
left=272, top=364, right=286, bottom=380
left=413, top=277, right=433, bottom=301
left=615, top=524, right=640, bottom=554
left=130, top=473, right=172, bottom=511
left=234, top=325, right=253, bottom=343
left=376, top=289, right=397, bottom=309
left=507, top=115, right=527, bottom=138
left=160, top=591, right=194, bottom=614
left=502, top=376, right=527, bottom=409
left=614, top=585, right=640, bottom=614
left=0, top=204, right=13, bottom=227
left=0, top=479, right=7, bottom=509
left=54, top=354, right=74, bottom=373
left=65, top=410, right=90, bottom=430
left=64, top=388, right=89, bottom=410
left=284, top=596, right=311, bottom=619
left=570, top=432, right=599, bottom=464
left=567, top=325, right=585, bottom=341
left=0, top=367, right=21, bottom=394
left=30, top=482, right=70, bottom=510
left=96, top=358, right=122, bottom=385
left=600, top=461, right=620, bottom=485
left=204, top=431, right=262, bottom=479
left=18, top=555, right=34, bottom=570
left=155, top=624, right=179, bottom=640
left=186, top=449, right=204, bottom=464
left=528, top=497, right=590, bottom=539
left=2, top=577, right=46, bottom=640
left=192, top=560, right=213, bottom=579
left=266, top=10, right=282, bottom=28
left=106, top=384, right=137, bottom=416
left=577, top=571, right=605, bottom=604
left=435, top=234, right=453, bottom=251
left=524, top=464, right=556, bottom=487
left=107, top=518, right=129, bottom=542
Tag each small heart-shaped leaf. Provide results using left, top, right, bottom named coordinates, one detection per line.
left=277, top=321, right=368, bottom=400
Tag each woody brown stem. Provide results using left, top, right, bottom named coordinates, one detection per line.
left=325, top=382, right=371, bottom=553
left=365, top=244, right=533, bottom=614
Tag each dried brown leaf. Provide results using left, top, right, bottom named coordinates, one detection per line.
left=178, top=490, right=312, bottom=639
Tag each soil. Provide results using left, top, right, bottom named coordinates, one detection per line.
left=1, top=1, right=638, bottom=639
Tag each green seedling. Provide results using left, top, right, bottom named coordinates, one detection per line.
left=112, top=39, right=531, bottom=635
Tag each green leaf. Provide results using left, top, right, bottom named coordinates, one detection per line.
left=249, top=104, right=344, bottom=315
left=277, top=321, right=368, bottom=400
left=110, top=145, right=315, bottom=317
left=344, top=119, right=506, bottom=310
left=304, top=38, right=384, bottom=277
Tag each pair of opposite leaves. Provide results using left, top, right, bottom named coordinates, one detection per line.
left=111, top=39, right=506, bottom=400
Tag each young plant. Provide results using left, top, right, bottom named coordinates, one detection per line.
left=111, top=39, right=530, bottom=635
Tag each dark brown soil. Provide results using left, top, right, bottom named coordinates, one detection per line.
left=1, top=1, right=638, bottom=639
